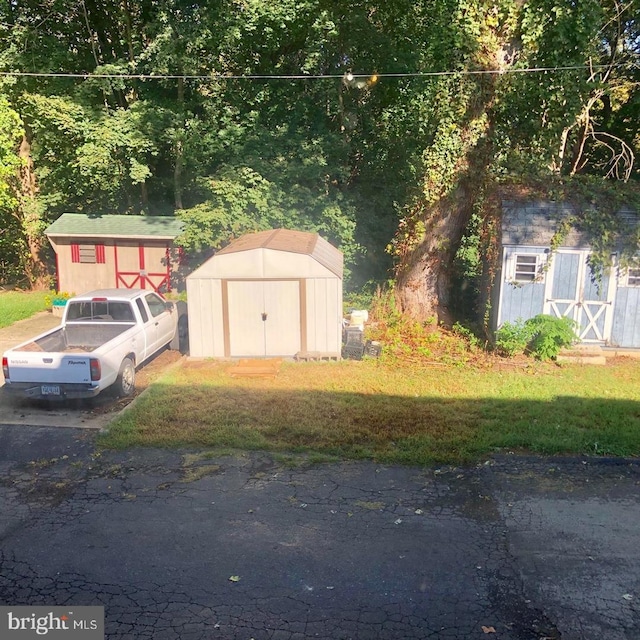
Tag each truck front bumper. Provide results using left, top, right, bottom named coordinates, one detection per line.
left=3, top=382, right=102, bottom=400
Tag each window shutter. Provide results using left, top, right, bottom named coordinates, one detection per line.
left=71, top=243, right=80, bottom=263
left=96, top=244, right=106, bottom=263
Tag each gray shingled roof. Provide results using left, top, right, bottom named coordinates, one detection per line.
left=45, top=213, right=184, bottom=239
left=501, top=201, right=639, bottom=248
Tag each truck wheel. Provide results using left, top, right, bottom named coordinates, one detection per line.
left=114, top=358, right=136, bottom=397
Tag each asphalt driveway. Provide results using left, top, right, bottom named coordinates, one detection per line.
left=0, top=424, right=638, bottom=639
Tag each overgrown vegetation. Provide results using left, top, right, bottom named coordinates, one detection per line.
left=99, top=357, right=640, bottom=464
left=495, top=315, right=577, bottom=360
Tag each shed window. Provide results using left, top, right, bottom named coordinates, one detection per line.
left=71, top=243, right=106, bottom=264
left=625, top=265, right=640, bottom=287
left=513, top=254, right=540, bottom=282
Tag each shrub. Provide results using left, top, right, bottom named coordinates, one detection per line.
left=452, top=322, right=483, bottom=350
left=495, top=315, right=577, bottom=360
left=524, top=315, right=577, bottom=360
left=495, top=319, right=532, bottom=357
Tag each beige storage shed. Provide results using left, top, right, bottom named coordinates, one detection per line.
left=45, top=213, right=185, bottom=294
left=187, top=229, right=343, bottom=358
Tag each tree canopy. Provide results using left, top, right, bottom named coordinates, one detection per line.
left=0, top=0, right=638, bottom=321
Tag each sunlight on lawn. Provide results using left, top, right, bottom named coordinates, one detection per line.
left=100, top=358, right=640, bottom=464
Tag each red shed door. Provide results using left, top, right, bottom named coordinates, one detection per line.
left=114, top=242, right=171, bottom=292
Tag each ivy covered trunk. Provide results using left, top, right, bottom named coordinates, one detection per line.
left=395, top=189, right=474, bottom=324
left=394, top=74, right=497, bottom=324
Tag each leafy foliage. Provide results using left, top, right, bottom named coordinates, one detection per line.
left=0, top=96, right=25, bottom=284
left=494, top=318, right=532, bottom=357
left=496, top=315, right=577, bottom=360
left=0, top=0, right=636, bottom=304
left=525, top=314, right=578, bottom=361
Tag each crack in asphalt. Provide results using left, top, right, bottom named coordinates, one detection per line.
left=1, top=433, right=638, bottom=639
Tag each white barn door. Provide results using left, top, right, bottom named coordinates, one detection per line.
left=227, top=280, right=301, bottom=356
left=543, top=250, right=616, bottom=343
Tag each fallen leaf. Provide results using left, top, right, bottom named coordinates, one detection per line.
left=228, top=575, right=240, bottom=582
left=481, top=626, right=496, bottom=634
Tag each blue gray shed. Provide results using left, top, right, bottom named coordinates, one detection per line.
left=495, top=201, right=640, bottom=347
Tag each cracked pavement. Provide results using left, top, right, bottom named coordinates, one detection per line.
left=0, top=425, right=638, bottom=639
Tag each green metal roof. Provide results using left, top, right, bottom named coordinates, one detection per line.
left=45, top=213, right=184, bottom=239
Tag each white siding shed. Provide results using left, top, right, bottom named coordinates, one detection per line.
left=186, top=229, right=343, bottom=358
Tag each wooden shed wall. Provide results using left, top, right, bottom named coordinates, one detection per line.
left=611, top=286, right=640, bottom=347
left=54, top=239, right=115, bottom=293
left=496, top=247, right=547, bottom=326
left=51, top=239, right=176, bottom=294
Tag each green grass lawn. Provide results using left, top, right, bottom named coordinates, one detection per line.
left=99, top=357, right=640, bottom=464
left=0, top=291, right=50, bottom=328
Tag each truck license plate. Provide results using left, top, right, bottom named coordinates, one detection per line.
left=41, top=385, right=61, bottom=396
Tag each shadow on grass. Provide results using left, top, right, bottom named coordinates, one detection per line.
left=99, top=383, right=640, bottom=465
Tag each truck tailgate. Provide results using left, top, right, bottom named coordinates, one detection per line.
left=6, top=353, right=93, bottom=384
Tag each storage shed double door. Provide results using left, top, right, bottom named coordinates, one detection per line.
left=544, top=249, right=616, bottom=343
left=225, top=279, right=302, bottom=357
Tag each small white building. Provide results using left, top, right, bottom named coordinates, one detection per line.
left=186, top=229, right=343, bottom=358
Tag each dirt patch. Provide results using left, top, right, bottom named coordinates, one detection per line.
left=88, top=348, right=184, bottom=416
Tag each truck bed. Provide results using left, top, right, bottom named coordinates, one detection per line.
left=13, top=323, right=134, bottom=354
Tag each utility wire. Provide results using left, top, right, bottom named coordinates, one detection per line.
left=0, top=63, right=634, bottom=81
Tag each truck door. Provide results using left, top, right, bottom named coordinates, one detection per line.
left=142, top=293, right=175, bottom=352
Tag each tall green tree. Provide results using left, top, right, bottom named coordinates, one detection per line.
left=0, top=95, right=25, bottom=284
left=393, top=0, right=639, bottom=322
left=0, top=0, right=636, bottom=306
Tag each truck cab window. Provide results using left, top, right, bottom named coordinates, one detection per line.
left=145, top=293, right=167, bottom=318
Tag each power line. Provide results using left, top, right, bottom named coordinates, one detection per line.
left=0, top=63, right=633, bottom=81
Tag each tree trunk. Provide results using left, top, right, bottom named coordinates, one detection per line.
left=395, top=163, right=489, bottom=325
left=174, top=77, right=185, bottom=210
left=17, top=133, right=50, bottom=290
left=395, top=107, right=496, bottom=324
left=394, top=22, right=503, bottom=323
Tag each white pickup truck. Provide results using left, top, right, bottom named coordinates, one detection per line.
left=2, top=288, right=185, bottom=400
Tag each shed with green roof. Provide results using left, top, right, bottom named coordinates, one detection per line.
left=45, top=213, right=186, bottom=294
